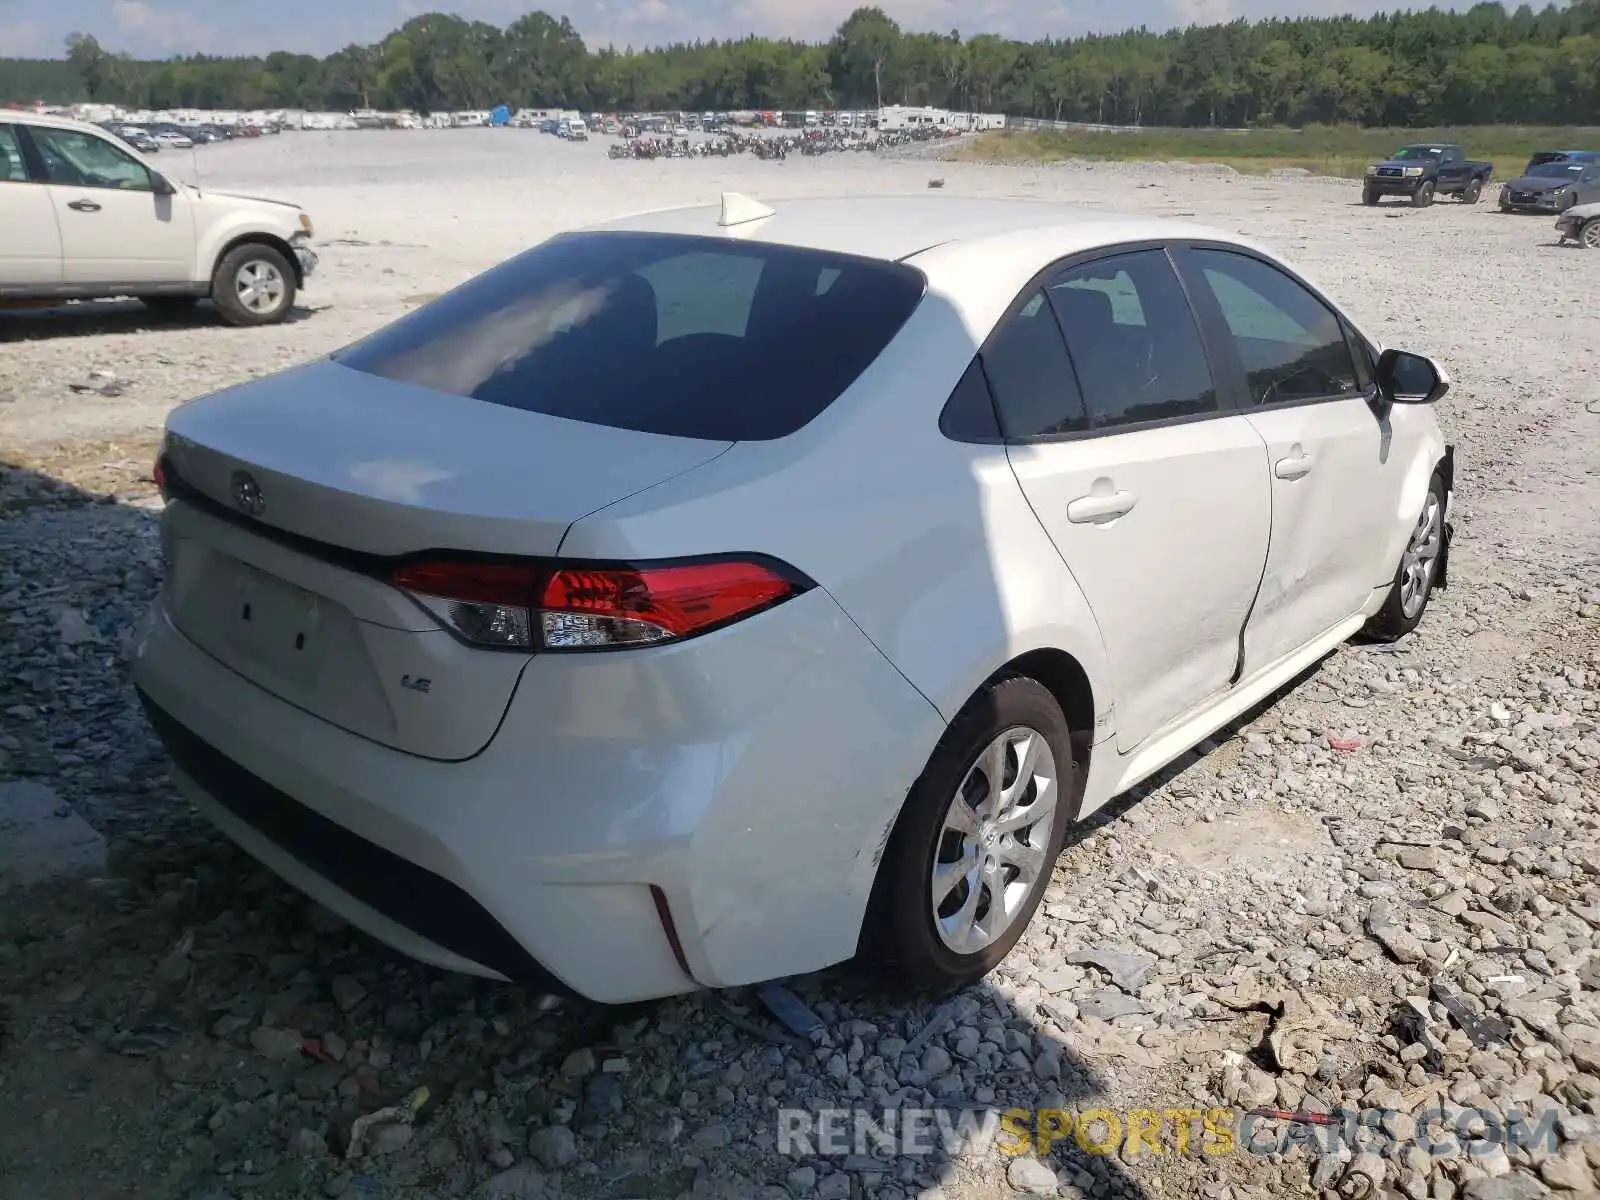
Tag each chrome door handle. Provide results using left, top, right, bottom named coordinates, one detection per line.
left=1274, top=450, right=1315, bottom=480
left=1066, top=489, right=1137, bottom=524
left=67, top=199, right=102, bottom=212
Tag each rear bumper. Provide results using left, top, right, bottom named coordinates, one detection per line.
left=129, top=585, right=943, bottom=1004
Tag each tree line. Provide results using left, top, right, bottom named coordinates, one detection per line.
left=2, top=2, right=1598, bottom=129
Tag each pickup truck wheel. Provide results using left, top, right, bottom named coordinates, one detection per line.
left=1411, top=182, right=1435, bottom=208
left=1461, top=179, right=1483, bottom=204
left=1580, top=219, right=1600, bottom=250
left=213, top=244, right=296, bottom=327
left=1363, top=472, right=1446, bottom=642
left=1362, top=187, right=1378, bottom=206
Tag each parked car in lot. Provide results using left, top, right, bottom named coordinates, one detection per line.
left=1525, top=149, right=1600, bottom=169
left=1363, top=143, right=1493, bottom=207
left=1499, top=159, right=1600, bottom=213
left=0, top=111, right=318, bottom=325
left=130, top=194, right=1455, bottom=1004
left=154, top=130, right=195, bottom=150
left=110, top=124, right=161, bottom=153
left=1556, top=200, right=1600, bottom=248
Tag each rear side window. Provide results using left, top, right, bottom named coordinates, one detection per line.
left=1047, top=250, right=1218, bottom=430
left=334, top=231, right=926, bottom=441
left=980, top=290, right=1085, bottom=439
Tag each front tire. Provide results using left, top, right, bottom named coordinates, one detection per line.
left=212, top=243, right=296, bottom=327
left=1412, top=182, right=1435, bottom=208
left=1362, top=187, right=1378, bottom=206
left=1580, top=218, right=1600, bottom=250
left=862, top=676, right=1073, bottom=992
left=1363, top=472, right=1446, bottom=642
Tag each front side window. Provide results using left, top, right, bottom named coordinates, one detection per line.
left=29, top=126, right=153, bottom=191
left=334, top=231, right=926, bottom=441
left=0, top=125, right=28, bottom=183
left=1187, top=249, right=1360, bottom=406
left=1047, top=249, right=1218, bottom=431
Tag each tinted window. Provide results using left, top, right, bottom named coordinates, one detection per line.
left=0, top=126, right=28, bottom=182
left=939, top=357, right=1001, bottom=442
left=1189, top=249, right=1359, bottom=405
left=29, top=126, right=152, bottom=191
left=980, top=290, right=1085, bottom=438
left=1047, top=250, right=1217, bottom=430
left=334, top=231, right=925, bottom=441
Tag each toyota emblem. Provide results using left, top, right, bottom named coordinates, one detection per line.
left=230, top=470, right=265, bottom=517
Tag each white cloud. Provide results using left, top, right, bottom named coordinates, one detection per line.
left=1165, top=0, right=1237, bottom=26
left=111, top=0, right=213, bottom=51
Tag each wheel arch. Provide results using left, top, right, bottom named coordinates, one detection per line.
left=853, top=645, right=1099, bottom=972
left=1433, top=444, right=1455, bottom=591
left=991, top=647, right=1096, bottom=823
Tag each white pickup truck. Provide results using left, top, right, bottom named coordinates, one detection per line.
left=0, top=111, right=318, bottom=326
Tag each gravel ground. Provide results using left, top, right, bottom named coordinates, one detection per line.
left=1, top=130, right=1599, bottom=1200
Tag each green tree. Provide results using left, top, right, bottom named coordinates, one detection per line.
left=828, top=7, right=901, bottom=108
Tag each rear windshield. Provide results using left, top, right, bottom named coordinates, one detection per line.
left=333, top=230, right=927, bottom=441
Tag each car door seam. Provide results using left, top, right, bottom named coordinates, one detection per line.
left=1231, top=416, right=1278, bottom=686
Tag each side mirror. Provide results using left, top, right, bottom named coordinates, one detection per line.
left=151, top=173, right=177, bottom=196
left=1375, top=348, right=1450, bottom=405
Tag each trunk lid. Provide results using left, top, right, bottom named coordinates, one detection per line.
left=158, top=359, right=732, bottom=760
left=163, top=359, right=732, bottom=557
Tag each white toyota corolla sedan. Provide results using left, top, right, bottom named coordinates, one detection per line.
left=131, top=194, right=1455, bottom=1004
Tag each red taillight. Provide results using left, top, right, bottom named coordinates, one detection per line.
left=391, top=557, right=806, bottom=651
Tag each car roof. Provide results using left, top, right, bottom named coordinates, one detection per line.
left=581, top=194, right=1252, bottom=265
left=2, top=110, right=107, bottom=135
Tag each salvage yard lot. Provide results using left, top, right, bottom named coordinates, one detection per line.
left=1, top=129, right=1598, bottom=1200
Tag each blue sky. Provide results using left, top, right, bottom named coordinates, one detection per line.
left=1, top=0, right=1475, bottom=58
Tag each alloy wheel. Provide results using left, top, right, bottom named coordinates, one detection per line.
left=1399, top=493, right=1443, bottom=619
left=930, top=726, right=1057, bottom=954
left=235, top=260, right=287, bottom=315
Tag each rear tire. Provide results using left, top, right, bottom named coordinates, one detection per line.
left=1363, top=472, right=1446, bottom=642
left=861, top=676, right=1074, bottom=993
left=1461, top=179, right=1483, bottom=204
left=1412, top=182, right=1435, bottom=208
left=212, top=243, right=296, bottom=327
